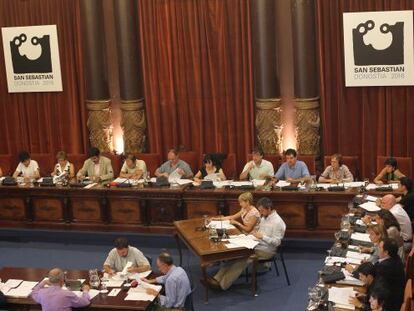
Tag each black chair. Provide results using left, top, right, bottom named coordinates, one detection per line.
left=145, top=255, right=153, bottom=267
left=184, top=286, right=196, bottom=311
left=245, top=243, right=290, bottom=286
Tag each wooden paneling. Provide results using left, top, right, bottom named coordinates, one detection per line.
left=186, top=201, right=218, bottom=219
left=147, top=200, right=182, bottom=226
left=0, top=198, right=25, bottom=221
left=109, top=199, right=143, bottom=224
left=32, top=198, right=63, bottom=222
left=71, top=198, right=102, bottom=223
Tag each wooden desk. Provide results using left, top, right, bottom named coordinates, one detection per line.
left=174, top=218, right=257, bottom=303
left=0, top=267, right=154, bottom=311
left=0, top=183, right=401, bottom=238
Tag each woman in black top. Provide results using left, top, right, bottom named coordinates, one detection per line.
left=194, top=154, right=226, bottom=182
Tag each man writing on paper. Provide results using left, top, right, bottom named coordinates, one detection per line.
left=154, top=149, right=193, bottom=179
left=103, top=237, right=150, bottom=275
left=31, top=268, right=90, bottom=311
left=206, top=197, right=286, bottom=290
left=77, top=147, right=114, bottom=183
left=274, top=148, right=310, bottom=183
left=142, top=252, right=191, bottom=310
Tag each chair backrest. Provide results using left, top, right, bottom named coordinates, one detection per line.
left=402, top=279, right=413, bottom=311
left=324, top=155, right=360, bottom=181
left=101, top=153, right=121, bottom=178
left=67, top=154, right=88, bottom=173
left=184, top=286, right=196, bottom=311
left=0, top=154, right=13, bottom=176
left=297, top=155, right=316, bottom=175
left=178, top=151, right=199, bottom=173
left=135, top=153, right=161, bottom=177
left=377, top=156, right=412, bottom=178
left=407, top=246, right=414, bottom=281
left=31, top=153, right=54, bottom=177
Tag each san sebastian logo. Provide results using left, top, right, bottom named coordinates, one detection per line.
left=352, top=20, right=404, bottom=66
left=10, top=33, right=52, bottom=74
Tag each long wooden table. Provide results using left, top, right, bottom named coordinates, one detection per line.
left=0, top=267, right=154, bottom=310
left=0, top=183, right=400, bottom=238
left=174, top=218, right=257, bottom=303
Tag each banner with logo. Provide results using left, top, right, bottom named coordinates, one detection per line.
left=1, top=25, right=63, bottom=93
left=343, top=10, right=414, bottom=87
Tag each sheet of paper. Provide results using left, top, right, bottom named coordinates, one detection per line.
left=275, top=180, right=291, bottom=187
left=5, top=279, right=23, bottom=288
left=84, top=182, right=97, bottom=189
left=328, top=286, right=356, bottom=310
left=213, top=180, right=231, bottom=188
left=316, top=183, right=332, bottom=189
left=228, top=235, right=259, bottom=249
left=132, top=282, right=162, bottom=292
left=366, top=183, right=378, bottom=190
left=252, top=179, right=266, bottom=187
left=346, top=250, right=370, bottom=261
left=175, top=179, right=193, bottom=185
left=5, top=281, right=38, bottom=298
left=359, top=201, right=381, bottom=212
left=230, top=181, right=253, bottom=187
left=113, top=177, right=131, bottom=183
left=125, top=292, right=156, bottom=301
left=168, top=169, right=182, bottom=183
left=225, top=243, right=242, bottom=249
left=344, top=181, right=364, bottom=188
left=207, top=220, right=236, bottom=230
left=365, top=195, right=379, bottom=202
left=129, top=270, right=152, bottom=280
left=73, top=289, right=100, bottom=299
left=204, top=173, right=221, bottom=182
left=121, top=262, right=133, bottom=275
left=106, top=279, right=124, bottom=288
left=351, top=232, right=371, bottom=243
left=108, top=288, right=121, bottom=296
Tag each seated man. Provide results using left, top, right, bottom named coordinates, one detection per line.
left=142, top=252, right=191, bottom=310
left=76, top=147, right=114, bottom=182
left=119, top=153, right=147, bottom=179
left=239, top=147, right=274, bottom=180
left=31, top=268, right=90, bottom=311
left=379, top=194, right=412, bottom=249
left=275, top=148, right=310, bottom=182
left=374, top=238, right=405, bottom=311
left=207, top=197, right=286, bottom=290
left=12, top=151, right=40, bottom=180
left=154, top=148, right=193, bottom=179
left=349, top=262, right=376, bottom=309
left=103, top=237, right=150, bottom=275
left=396, top=177, right=414, bottom=225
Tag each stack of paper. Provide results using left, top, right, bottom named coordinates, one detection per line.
left=129, top=270, right=152, bottom=280
left=175, top=179, right=193, bottom=186
left=208, top=220, right=235, bottom=230
left=84, top=183, right=97, bottom=189
left=365, top=195, right=379, bottom=202
left=344, top=182, right=364, bottom=188
left=252, top=179, right=266, bottom=187
left=365, top=183, right=378, bottom=190
left=328, top=286, right=356, bottom=310
left=230, top=181, right=253, bottom=187
left=316, top=183, right=332, bottom=189
left=359, top=201, right=381, bottom=212
left=125, top=283, right=162, bottom=301
left=336, top=269, right=365, bottom=287
left=213, top=180, right=231, bottom=188
left=73, top=289, right=100, bottom=299
left=227, top=235, right=259, bottom=249
left=275, top=180, right=291, bottom=187
left=346, top=251, right=370, bottom=261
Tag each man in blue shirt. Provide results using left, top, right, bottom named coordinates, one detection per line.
left=142, top=252, right=191, bottom=310
left=275, top=148, right=310, bottom=182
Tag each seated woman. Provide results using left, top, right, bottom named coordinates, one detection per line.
left=119, top=153, right=147, bottom=179
left=374, top=157, right=405, bottom=184
left=318, top=153, right=353, bottom=183
left=51, top=151, right=75, bottom=179
left=213, top=192, right=259, bottom=234
left=12, top=151, right=40, bottom=180
left=194, top=154, right=226, bottom=182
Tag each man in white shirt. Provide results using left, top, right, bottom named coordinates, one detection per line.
left=380, top=194, right=412, bottom=248
left=240, top=148, right=274, bottom=180
left=207, top=197, right=286, bottom=290
left=12, top=151, right=40, bottom=180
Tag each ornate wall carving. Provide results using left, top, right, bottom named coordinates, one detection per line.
left=295, top=98, right=320, bottom=155
left=86, top=100, right=112, bottom=152
left=255, top=98, right=282, bottom=154
left=121, top=99, right=146, bottom=153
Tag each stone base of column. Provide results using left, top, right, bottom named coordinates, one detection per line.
left=294, top=97, right=320, bottom=155
left=86, top=100, right=113, bottom=152
left=255, top=98, right=282, bottom=154
left=121, top=99, right=146, bottom=153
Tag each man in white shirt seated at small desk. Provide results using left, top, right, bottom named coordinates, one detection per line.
left=103, top=237, right=150, bottom=275
left=206, top=197, right=286, bottom=290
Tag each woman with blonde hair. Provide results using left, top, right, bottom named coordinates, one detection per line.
left=213, top=192, right=260, bottom=233
left=51, top=151, right=75, bottom=179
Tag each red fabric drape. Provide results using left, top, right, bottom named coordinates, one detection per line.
left=0, top=0, right=88, bottom=156
left=316, top=0, right=414, bottom=179
left=137, top=0, right=254, bottom=169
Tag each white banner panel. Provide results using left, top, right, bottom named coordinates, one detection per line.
left=1, top=25, right=63, bottom=93
left=343, top=10, right=414, bottom=87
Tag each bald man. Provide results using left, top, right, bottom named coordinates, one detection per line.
left=380, top=194, right=412, bottom=245
left=31, top=268, right=90, bottom=311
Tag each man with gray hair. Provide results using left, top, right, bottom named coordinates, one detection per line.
left=31, top=268, right=90, bottom=311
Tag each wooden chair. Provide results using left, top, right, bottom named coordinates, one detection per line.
left=179, top=151, right=199, bottom=173
left=406, top=245, right=414, bottom=281
left=297, top=155, right=316, bottom=175
left=135, top=153, right=161, bottom=176
left=377, top=156, right=412, bottom=178
left=67, top=154, right=87, bottom=173
left=401, top=279, right=412, bottom=311
left=324, top=155, right=360, bottom=181
left=31, top=153, right=54, bottom=177
left=0, top=154, right=13, bottom=176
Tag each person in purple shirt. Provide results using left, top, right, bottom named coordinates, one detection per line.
left=31, top=268, right=90, bottom=311
left=275, top=148, right=310, bottom=183
left=142, top=252, right=191, bottom=310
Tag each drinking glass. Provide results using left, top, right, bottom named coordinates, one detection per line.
left=89, top=274, right=100, bottom=289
